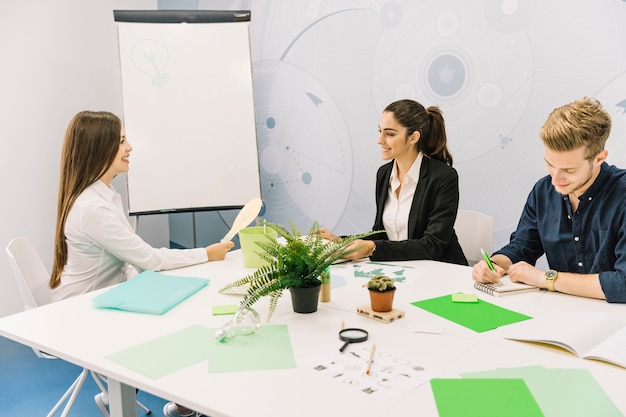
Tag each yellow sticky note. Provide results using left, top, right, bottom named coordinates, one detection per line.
left=451, top=293, right=478, bottom=303
left=212, top=304, right=239, bottom=315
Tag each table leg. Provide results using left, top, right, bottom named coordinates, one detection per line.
left=107, top=379, right=138, bottom=417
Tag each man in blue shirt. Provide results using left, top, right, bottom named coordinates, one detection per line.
left=473, top=97, right=626, bottom=302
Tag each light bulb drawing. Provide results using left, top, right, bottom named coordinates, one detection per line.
left=215, top=307, right=261, bottom=342
left=131, top=39, right=170, bottom=87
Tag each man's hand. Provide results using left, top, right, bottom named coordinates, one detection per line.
left=508, top=261, right=544, bottom=287
left=472, top=259, right=505, bottom=284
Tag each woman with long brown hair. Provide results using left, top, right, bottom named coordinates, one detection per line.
left=51, top=110, right=233, bottom=300
left=52, top=111, right=232, bottom=416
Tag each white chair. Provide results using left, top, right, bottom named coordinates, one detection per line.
left=5, top=236, right=150, bottom=417
left=454, top=210, right=494, bottom=265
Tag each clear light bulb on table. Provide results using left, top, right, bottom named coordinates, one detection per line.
left=215, top=307, right=261, bottom=342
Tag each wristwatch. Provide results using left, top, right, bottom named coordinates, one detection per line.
left=545, top=270, right=558, bottom=291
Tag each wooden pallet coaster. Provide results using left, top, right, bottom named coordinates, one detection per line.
left=356, top=304, right=405, bottom=323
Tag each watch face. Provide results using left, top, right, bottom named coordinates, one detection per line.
left=546, top=270, right=557, bottom=279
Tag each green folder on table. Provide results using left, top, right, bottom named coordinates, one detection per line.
left=92, top=270, right=209, bottom=314
left=412, top=294, right=531, bottom=332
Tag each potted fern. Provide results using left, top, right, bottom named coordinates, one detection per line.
left=366, top=275, right=396, bottom=312
left=220, top=220, right=376, bottom=321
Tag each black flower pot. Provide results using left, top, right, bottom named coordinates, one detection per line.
left=289, top=283, right=321, bottom=313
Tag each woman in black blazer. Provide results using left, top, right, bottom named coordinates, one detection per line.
left=321, top=99, right=467, bottom=265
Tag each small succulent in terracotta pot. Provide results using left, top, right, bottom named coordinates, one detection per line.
left=366, top=275, right=396, bottom=312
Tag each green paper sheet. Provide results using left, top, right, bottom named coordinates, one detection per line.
left=92, top=270, right=209, bottom=315
left=430, top=378, right=544, bottom=417
left=412, top=294, right=531, bottom=332
left=462, top=366, right=622, bottom=417
left=107, top=325, right=213, bottom=379
left=207, top=324, right=296, bottom=373
left=107, top=324, right=296, bottom=379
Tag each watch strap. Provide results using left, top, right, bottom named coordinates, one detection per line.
left=545, top=270, right=558, bottom=291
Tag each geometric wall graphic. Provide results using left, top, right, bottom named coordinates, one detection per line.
left=193, top=0, right=626, bottom=252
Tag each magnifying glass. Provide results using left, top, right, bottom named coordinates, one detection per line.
left=338, top=328, right=369, bottom=352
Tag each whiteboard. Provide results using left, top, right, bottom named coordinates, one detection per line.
left=115, top=11, right=260, bottom=215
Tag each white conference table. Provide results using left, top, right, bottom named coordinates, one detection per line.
left=2, top=250, right=626, bottom=417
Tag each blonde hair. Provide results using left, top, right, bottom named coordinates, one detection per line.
left=540, top=97, right=612, bottom=159
left=50, top=111, right=122, bottom=289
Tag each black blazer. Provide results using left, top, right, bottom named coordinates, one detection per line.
left=365, top=156, right=468, bottom=265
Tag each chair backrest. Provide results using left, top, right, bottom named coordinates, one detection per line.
left=454, top=210, right=494, bottom=265
left=6, top=236, right=51, bottom=310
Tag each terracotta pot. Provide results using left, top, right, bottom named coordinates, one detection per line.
left=289, top=283, right=321, bottom=313
left=369, top=288, right=395, bottom=312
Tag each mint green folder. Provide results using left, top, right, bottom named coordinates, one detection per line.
left=412, top=294, right=531, bottom=332
left=92, top=270, right=209, bottom=314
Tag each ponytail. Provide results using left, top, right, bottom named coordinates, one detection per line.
left=420, top=107, right=453, bottom=166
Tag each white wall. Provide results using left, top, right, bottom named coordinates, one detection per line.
left=0, top=0, right=167, bottom=317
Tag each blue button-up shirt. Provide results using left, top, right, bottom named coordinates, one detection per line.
left=495, top=162, right=626, bottom=302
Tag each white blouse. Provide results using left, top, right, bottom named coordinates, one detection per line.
left=51, top=180, right=207, bottom=301
left=382, top=153, right=423, bottom=241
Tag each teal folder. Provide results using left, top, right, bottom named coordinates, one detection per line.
left=92, top=270, right=209, bottom=314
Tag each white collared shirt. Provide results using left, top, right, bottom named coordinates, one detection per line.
left=51, top=180, right=207, bottom=301
left=382, top=153, right=423, bottom=241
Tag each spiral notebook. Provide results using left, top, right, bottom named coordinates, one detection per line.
left=474, top=277, right=540, bottom=297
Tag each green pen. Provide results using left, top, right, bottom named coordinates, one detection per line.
left=481, top=248, right=502, bottom=286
